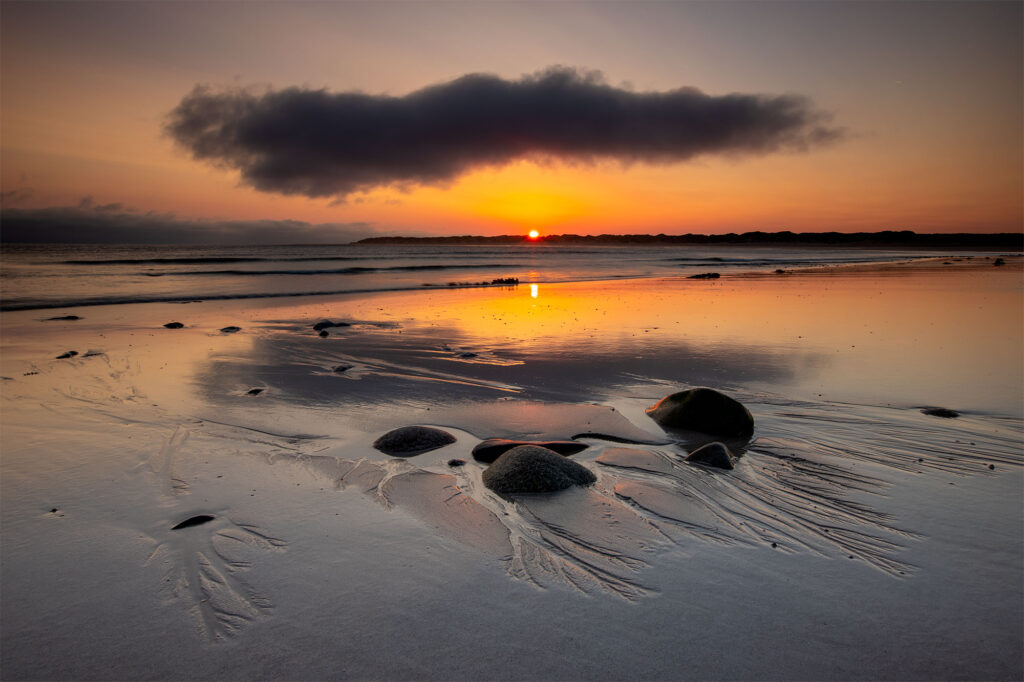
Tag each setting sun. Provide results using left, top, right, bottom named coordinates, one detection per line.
left=528, top=230, right=540, bottom=240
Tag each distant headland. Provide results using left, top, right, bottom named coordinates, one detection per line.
left=356, top=231, right=1023, bottom=248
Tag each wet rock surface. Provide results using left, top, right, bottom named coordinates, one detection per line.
left=685, top=441, right=736, bottom=470
left=646, top=387, right=755, bottom=439
left=373, top=425, right=456, bottom=457
left=482, top=445, right=597, bottom=494
left=472, top=438, right=588, bottom=463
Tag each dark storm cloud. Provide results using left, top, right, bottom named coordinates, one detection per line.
left=166, top=66, right=843, bottom=199
left=0, top=204, right=375, bottom=244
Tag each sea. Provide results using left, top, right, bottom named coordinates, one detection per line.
left=0, top=242, right=1000, bottom=312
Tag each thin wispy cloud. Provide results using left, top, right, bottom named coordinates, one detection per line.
left=1, top=203, right=375, bottom=244
left=167, top=66, right=843, bottom=200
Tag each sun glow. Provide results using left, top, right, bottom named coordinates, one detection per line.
left=528, top=230, right=540, bottom=240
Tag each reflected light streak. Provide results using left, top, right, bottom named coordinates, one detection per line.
left=530, top=283, right=539, bottom=299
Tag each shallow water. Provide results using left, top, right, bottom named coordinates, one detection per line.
left=1, top=242, right=1003, bottom=310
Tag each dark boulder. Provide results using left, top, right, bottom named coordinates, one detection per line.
left=472, top=438, right=588, bottom=464
left=922, top=407, right=959, bottom=418
left=319, top=330, right=329, bottom=337
left=247, top=388, right=264, bottom=395
left=685, top=441, right=736, bottom=470
left=373, top=426, right=456, bottom=457
left=163, top=322, right=184, bottom=329
left=646, top=387, right=754, bottom=439
left=333, top=364, right=354, bottom=373
left=219, top=326, right=242, bottom=333
left=688, top=272, right=721, bottom=279
left=482, top=445, right=596, bottom=494
left=55, top=350, right=78, bottom=359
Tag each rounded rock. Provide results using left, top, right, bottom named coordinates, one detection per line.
left=373, top=426, right=456, bottom=457
left=685, top=441, right=736, bottom=470
left=646, top=387, right=754, bottom=438
left=482, top=445, right=596, bottom=494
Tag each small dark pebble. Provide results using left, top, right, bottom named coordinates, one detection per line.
left=163, top=322, right=184, bottom=329
left=918, top=458, right=924, bottom=462
left=50, top=508, right=58, bottom=513
left=458, top=352, right=478, bottom=359
left=988, top=464, right=995, bottom=470
left=219, top=326, right=242, bottom=333
left=171, top=515, right=215, bottom=530
left=848, top=555, right=854, bottom=559
left=922, top=407, right=959, bottom=418
left=319, top=330, right=329, bottom=337
left=771, top=542, right=777, bottom=548
left=993, top=258, right=1006, bottom=266
left=23, top=371, right=38, bottom=376
left=333, top=364, right=353, bottom=373
left=448, top=459, right=467, bottom=467
left=774, top=269, right=786, bottom=274
left=45, top=315, right=82, bottom=321
left=688, top=272, right=721, bottom=279
left=247, top=388, right=264, bottom=395
left=56, top=350, right=78, bottom=359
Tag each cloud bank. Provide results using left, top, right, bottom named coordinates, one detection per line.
left=0, top=204, right=375, bottom=244
left=167, top=67, right=842, bottom=199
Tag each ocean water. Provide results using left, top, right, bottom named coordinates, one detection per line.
left=0, top=242, right=996, bottom=311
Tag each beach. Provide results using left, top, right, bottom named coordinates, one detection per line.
left=1, top=253, right=1021, bottom=680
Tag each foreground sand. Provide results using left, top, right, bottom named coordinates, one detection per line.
left=1, top=262, right=1021, bottom=680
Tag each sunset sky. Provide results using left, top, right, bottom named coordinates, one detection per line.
left=2, top=1, right=1021, bottom=243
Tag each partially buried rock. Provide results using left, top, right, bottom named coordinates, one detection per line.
left=319, top=330, right=329, bottom=338
left=247, top=388, right=264, bottom=395
left=447, top=458, right=466, bottom=467
left=219, top=326, right=242, bottom=333
left=313, top=319, right=352, bottom=332
left=646, top=387, right=754, bottom=439
left=922, top=407, right=959, bottom=418
left=333, top=364, right=353, bottom=373
left=55, top=350, right=78, bottom=359
left=472, top=438, right=587, bottom=464
left=993, top=258, right=1006, bottom=266
left=482, top=445, right=596, bottom=494
left=163, top=322, right=184, bottom=329
left=685, top=441, right=736, bottom=470
left=688, top=272, right=721, bottom=279
left=171, top=515, right=215, bottom=530
left=373, top=425, right=456, bottom=457
left=45, top=315, right=82, bottom=321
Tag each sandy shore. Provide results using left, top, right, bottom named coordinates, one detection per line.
left=1, top=261, right=1021, bottom=680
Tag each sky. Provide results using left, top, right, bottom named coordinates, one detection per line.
left=1, top=0, right=1021, bottom=243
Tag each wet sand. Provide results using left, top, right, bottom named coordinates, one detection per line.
left=1, top=260, right=1021, bottom=680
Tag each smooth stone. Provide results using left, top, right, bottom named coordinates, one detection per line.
left=482, top=445, right=596, bottom=494
left=171, top=515, right=215, bottom=530
left=685, top=441, right=736, bottom=470
left=163, top=322, right=184, bottom=329
left=247, top=388, right=264, bottom=395
left=373, top=426, right=456, bottom=457
left=55, top=350, right=78, bottom=359
left=219, top=326, right=242, bottom=333
left=646, top=387, right=754, bottom=438
left=472, top=438, right=588, bottom=464
left=922, top=407, right=960, bottom=418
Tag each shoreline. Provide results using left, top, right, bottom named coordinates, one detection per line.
left=3, top=251, right=1020, bottom=314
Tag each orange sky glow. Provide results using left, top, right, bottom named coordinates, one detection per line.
left=1, top=1, right=1020, bottom=241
